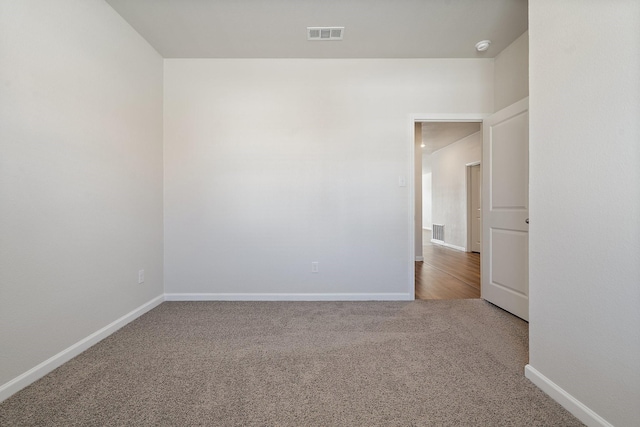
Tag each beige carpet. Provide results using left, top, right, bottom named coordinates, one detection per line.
left=0, top=300, right=583, bottom=426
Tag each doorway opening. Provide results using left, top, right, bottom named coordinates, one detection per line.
left=412, top=118, right=484, bottom=300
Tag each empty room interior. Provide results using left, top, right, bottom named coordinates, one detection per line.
left=1, top=1, right=639, bottom=426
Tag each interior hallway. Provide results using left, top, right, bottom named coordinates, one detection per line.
left=416, top=230, right=481, bottom=300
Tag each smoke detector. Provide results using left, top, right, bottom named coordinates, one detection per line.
left=475, top=40, right=491, bottom=52
left=307, top=27, right=344, bottom=41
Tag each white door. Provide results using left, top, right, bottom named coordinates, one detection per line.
left=482, top=98, right=529, bottom=320
left=470, top=164, right=481, bottom=253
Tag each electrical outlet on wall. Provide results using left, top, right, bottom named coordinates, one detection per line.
left=138, top=269, right=145, bottom=284
left=311, top=262, right=319, bottom=273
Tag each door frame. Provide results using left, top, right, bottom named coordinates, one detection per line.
left=408, top=114, right=488, bottom=299
left=466, top=162, right=481, bottom=253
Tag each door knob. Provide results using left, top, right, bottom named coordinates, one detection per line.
left=525, top=218, right=529, bottom=224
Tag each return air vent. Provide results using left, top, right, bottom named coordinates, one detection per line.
left=307, top=27, right=344, bottom=41
left=432, top=224, right=445, bottom=243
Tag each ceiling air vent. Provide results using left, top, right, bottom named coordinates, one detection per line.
left=307, top=27, right=344, bottom=41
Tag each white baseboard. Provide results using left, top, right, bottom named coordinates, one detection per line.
left=525, top=365, right=613, bottom=427
left=0, top=294, right=165, bottom=403
left=415, top=256, right=424, bottom=261
left=430, top=239, right=466, bottom=252
left=165, top=293, right=412, bottom=301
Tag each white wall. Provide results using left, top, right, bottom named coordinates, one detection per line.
left=0, top=0, right=164, bottom=390
left=422, top=154, right=432, bottom=230
left=494, top=31, right=529, bottom=112
left=164, top=59, right=493, bottom=297
left=528, top=2, right=640, bottom=426
left=430, top=132, right=481, bottom=250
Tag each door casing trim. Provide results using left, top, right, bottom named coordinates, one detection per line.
left=408, top=114, right=489, bottom=300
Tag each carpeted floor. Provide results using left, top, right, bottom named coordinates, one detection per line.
left=0, top=300, right=583, bottom=426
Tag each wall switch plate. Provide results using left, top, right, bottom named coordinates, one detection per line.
left=311, top=262, right=319, bottom=273
left=138, top=269, right=144, bottom=284
left=398, top=176, right=407, bottom=187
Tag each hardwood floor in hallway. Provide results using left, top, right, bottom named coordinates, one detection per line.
left=416, top=236, right=481, bottom=300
